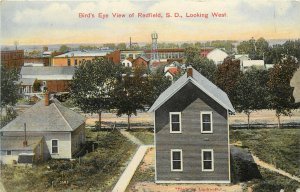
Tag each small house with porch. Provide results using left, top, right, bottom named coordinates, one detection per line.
left=149, top=66, right=235, bottom=183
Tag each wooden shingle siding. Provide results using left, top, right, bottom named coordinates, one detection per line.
left=155, top=82, right=229, bottom=181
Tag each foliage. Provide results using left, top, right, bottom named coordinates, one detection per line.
left=103, top=43, right=116, bottom=49
left=237, top=37, right=269, bottom=60
left=59, top=45, right=71, bottom=53
left=267, top=56, right=299, bottom=127
left=112, top=66, right=149, bottom=129
left=235, top=68, right=270, bottom=128
left=0, top=106, right=18, bottom=128
left=78, top=45, right=98, bottom=50
left=215, top=57, right=242, bottom=105
left=230, top=128, right=300, bottom=177
left=0, top=66, right=20, bottom=109
left=127, top=128, right=154, bottom=145
left=184, top=47, right=217, bottom=82
left=70, top=58, right=121, bottom=128
left=116, top=42, right=127, bottom=50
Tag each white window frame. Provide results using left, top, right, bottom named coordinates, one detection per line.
left=51, top=139, right=59, bottom=154
left=200, top=111, right=213, bottom=133
left=202, top=149, right=214, bottom=172
left=170, top=112, right=182, bottom=133
left=171, top=149, right=183, bottom=172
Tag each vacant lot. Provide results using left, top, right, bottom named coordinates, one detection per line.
left=1, top=129, right=137, bottom=192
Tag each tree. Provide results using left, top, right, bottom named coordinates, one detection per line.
left=185, top=47, right=217, bottom=82
left=235, top=67, right=270, bottom=128
left=0, top=66, right=20, bottom=126
left=112, top=66, right=149, bottom=130
left=215, top=58, right=242, bottom=106
left=237, top=37, right=269, bottom=60
left=59, top=45, right=71, bottom=53
left=70, top=58, right=120, bottom=129
left=103, top=43, right=116, bottom=49
left=116, top=43, right=126, bottom=50
left=267, top=56, right=299, bottom=128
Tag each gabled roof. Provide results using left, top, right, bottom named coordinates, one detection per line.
left=148, top=67, right=235, bottom=112
left=1, top=99, right=85, bottom=132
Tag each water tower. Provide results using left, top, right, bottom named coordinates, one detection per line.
left=151, top=32, right=159, bottom=61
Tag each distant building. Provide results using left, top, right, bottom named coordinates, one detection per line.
left=24, top=57, right=50, bottom=66
left=20, top=66, right=75, bottom=93
left=1, top=50, right=24, bottom=70
left=52, top=50, right=112, bottom=66
left=206, top=48, right=228, bottom=65
left=0, top=95, right=86, bottom=164
left=122, top=59, right=133, bottom=67
left=241, top=60, right=265, bottom=71
left=106, top=50, right=144, bottom=64
left=132, top=56, right=150, bottom=68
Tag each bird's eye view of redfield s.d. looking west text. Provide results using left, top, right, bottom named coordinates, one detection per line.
left=0, top=0, right=299, bottom=192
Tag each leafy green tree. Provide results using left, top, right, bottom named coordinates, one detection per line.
left=235, top=67, right=270, bottom=128
left=215, top=58, right=242, bottom=106
left=181, top=43, right=194, bottom=49
left=237, top=37, right=269, bottom=60
left=59, top=45, right=71, bottom=53
left=70, top=58, right=121, bottom=129
left=116, top=43, right=126, bottom=50
left=103, top=43, right=116, bottom=49
left=112, top=66, right=149, bottom=130
left=185, top=47, right=217, bottom=82
left=267, top=56, right=300, bottom=128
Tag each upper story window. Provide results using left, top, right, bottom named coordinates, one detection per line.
left=51, top=139, right=58, bottom=154
left=200, top=111, right=213, bottom=133
left=202, top=149, right=214, bottom=171
left=171, top=149, right=183, bottom=171
left=170, top=112, right=181, bottom=133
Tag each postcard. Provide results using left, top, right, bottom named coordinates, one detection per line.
left=0, top=0, right=299, bottom=192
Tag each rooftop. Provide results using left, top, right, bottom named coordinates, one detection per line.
left=55, top=50, right=113, bottom=58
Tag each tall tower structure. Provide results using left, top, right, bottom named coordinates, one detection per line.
left=151, top=32, right=159, bottom=61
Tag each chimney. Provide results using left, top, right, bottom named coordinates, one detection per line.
left=187, top=66, right=193, bottom=78
left=45, top=91, right=50, bottom=106
left=23, top=123, right=28, bottom=147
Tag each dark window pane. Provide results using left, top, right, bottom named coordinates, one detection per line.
left=52, top=140, right=57, bottom=146
left=203, top=151, right=212, bottom=160
left=202, top=114, right=211, bottom=122
left=172, top=123, right=180, bottom=131
left=173, top=151, right=181, bottom=160
left=52, top=147, right=58, bottom=154
left=172, top=114, right=179, bottom=122
left=202, top=123, right=211, bottom=131
left=173, top=161, right=181, bottom=170
left=204, top=161, right=212, bottom=169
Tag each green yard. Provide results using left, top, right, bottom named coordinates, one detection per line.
left=126, top=128, right=154, bottom=145
left=1, top=129, right=137, bottom=192
left=230, top=128, right=300, bottom=177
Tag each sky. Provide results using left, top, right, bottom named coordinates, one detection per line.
left=1, top=0, right=300, bottom=46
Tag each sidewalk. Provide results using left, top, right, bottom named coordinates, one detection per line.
left=119, top=129, right=144, bottom=145
left=252, top=154, right=300, bottom=183
left=112, top=145, right=151, bottom=192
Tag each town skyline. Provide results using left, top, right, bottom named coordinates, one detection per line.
left=1, top=0, right=300, bottom=46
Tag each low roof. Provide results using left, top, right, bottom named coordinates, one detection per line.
left=1, top=99, right=85, bottom=132
left=19, top=78, right=36, bottom=86
left=21, top=66, right=75, bottom=80
left=149, top=67, right=235, bottom=112
left=55, top=50, right=112, bottom=58
left=0, top=136, right=43, bottom=151
left=242, top=60, right=264, bottom=67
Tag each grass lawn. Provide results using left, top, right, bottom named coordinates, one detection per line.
left=230, top=128, right=300, bottom=177
left=126, top=128, right=154, bottom=145
left=1, top=129, right=137, bottom=192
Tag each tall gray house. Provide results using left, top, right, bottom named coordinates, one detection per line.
left=149, top=66, right=235, bottom=183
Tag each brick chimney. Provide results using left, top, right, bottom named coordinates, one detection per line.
left=187, top=66, right=193, bottom=78
left=45, top=91, right=50, bottom=106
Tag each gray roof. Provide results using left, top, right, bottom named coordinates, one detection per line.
left=21, top=66, right=75, bottom=76
left=1, top=99, right=85, bottom=132
left=148, top=67, right=235, bottom=112
left=0, top=136, right=43, bottom=151
left=55, top=50, right=112, bottom=58
left=19, top=78, right=36, bottom=86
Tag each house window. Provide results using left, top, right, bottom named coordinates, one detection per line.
left=202, top=149, right=214, bottom=171
left=171, top=149, right=182, bottom=171
left=200, top=111, right=213, bottom=133
left=170, top=112, right=181, bottom=133
left=67, top=59, right=71, bottom=66
left=7, top=150, right=12, bottom=155
left=74, top=59, right=78, bottom=66
left=51, top=140, right=58, bottom=154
